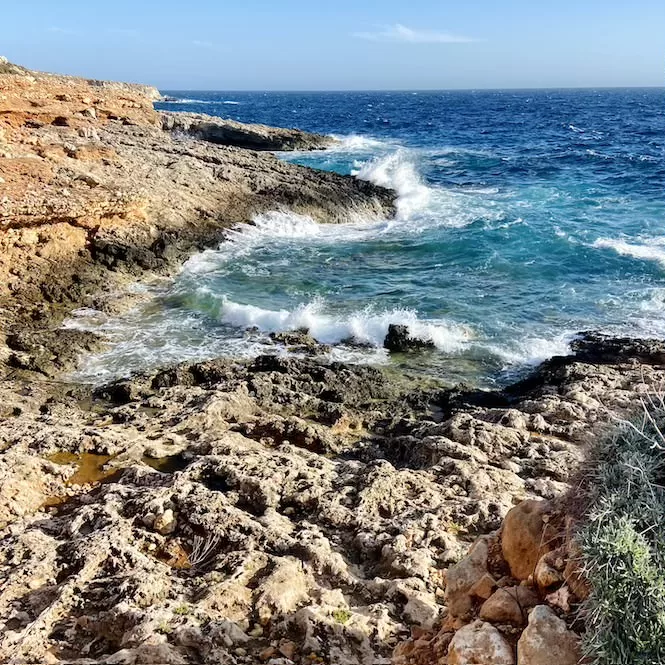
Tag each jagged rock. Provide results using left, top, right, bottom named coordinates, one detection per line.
left=534, top=551, right=564, bottom=594
left=383, top=324, right=435, bottom=353
left=517, top=605, right=581, bottom=665
left=447, top=620, right=515, bottom=665
left=469, top=573, right=498, bottom=601
left=479, top=586, right=539, bottom=627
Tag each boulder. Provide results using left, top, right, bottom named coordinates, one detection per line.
left=383, top=324, right=435, bottom=353
left=479, top=586, right=539, bottom=627
left=448, top=620, right=515, bottom=665
left=517, top=605, right=581, bottom=665
left=501, top=500, right=555, bottom=581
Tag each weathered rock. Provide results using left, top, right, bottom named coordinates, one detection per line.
left=447, top=620, right=515, bottom=665
left=445, top=537, right=491, bottom=620
left=161, top=111, right=335, bottom=151
left=469, top=573, right=498, bottom=601
left=0, top=61, right=396, bottom=358
left=501, top=501, right=556, bottom=581
left=517, top=605, right=581, bottom=665
left=383, top=324, right=435, bottom=353
left=479, top=586, right=539, bottom=627
left=534, top=551, right=564, bottom=594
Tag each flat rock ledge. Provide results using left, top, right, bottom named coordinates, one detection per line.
left=161, top=111, right=336, bottom=151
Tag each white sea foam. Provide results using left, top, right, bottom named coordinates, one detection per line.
left=330, top=134, right=392, bottom=152
left=485, top=332, right=574, bottom=367
left=215, top=297, right=472, bottom=352
left=354, top=150, right=433, bottom=219
left=593, top=236, right=665, bottom=268
left=162, top=98, right=217, bottom=104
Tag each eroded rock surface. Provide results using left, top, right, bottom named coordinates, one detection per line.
left=2, top=335, right=665, bottom=663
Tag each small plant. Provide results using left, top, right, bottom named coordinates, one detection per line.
left=156, top=621, right=172, bottom=635
left=173, top=604, right=190, bottom=616
left=332, top=608, right=352, bottom=624
left=188, top=532, right=222, bottom=569
left=447, top=521, right=464, bottom=536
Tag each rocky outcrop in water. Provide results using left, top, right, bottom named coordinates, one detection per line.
left=162, top=112, right=335, bottom=151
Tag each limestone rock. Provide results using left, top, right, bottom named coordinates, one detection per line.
left=445, top=537, right=490, bottom=620
left=447, top=620, right=515, bottom=665
left=517, top=605, right=581, bottom=665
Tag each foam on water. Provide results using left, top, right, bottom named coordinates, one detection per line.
left=593, top=236, right=665, bottom=268
left=211, top=297, right=472, bottom=352
left=67, top=89, right=665, bottom=386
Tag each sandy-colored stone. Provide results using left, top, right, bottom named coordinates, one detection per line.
left=447, top=620, right=515, bottom=665
left=445, top=537, right=490, bottom=619
left=479, top=586, right=539, bottom=627
left=517, top=605, right=581, bottom=665
left=501, top=501, right=555, bottom=581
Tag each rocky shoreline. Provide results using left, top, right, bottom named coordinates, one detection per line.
left=1, top=61, right=664, bottom=664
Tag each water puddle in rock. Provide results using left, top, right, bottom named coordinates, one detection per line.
left=48, top=452, right=119, bottom=485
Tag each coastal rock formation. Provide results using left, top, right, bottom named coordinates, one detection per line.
left=162, top=111, right=335, bottom=151
left=2, top=60, right=664, bottom=665
left=0, top=59, right=395, bottom=348
left=2, top=335, right=665, bottom=663
left=384, top=324, right=436, bottom=353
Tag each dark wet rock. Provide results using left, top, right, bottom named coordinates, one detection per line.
left=383, top=324, right=436, bottom=353
left=161, top=111, right=335, bottom=151
left=269, top=329, right=331, bottom=355
left=571, top=331, right=665, bottom=365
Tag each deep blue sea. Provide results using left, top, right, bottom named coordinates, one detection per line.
left=69, top=89, right=665, bottom=386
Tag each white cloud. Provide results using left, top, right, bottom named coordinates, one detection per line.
left=48, top=26, right=78, bottom=35
left=192, top=40, right=215, bottom=49
left=352, top=23, right=477, bottom=44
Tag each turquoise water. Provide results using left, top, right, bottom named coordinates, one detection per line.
left=69, top=89, right=665, bottom=386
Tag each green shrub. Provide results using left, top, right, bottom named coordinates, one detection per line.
left=579, top=401, right=665, bottom=664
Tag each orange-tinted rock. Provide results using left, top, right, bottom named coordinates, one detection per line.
left=469, top=573, right=498, bottom=601
left=501, top=500, right=556, bottom=581
left=479, top=586, right=539, bottom=626
left=534, top=551, right=564, bottom=594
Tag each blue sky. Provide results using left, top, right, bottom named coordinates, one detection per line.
left=2, top=0, right=663, bottom=90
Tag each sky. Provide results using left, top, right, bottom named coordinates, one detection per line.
left=2, top=0, right=663, bottom=90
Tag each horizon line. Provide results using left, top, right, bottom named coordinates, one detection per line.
left=156, top=85, right=665, bottom=94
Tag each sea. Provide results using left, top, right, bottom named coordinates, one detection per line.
left=67, top=88, right=665, bottom=387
